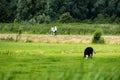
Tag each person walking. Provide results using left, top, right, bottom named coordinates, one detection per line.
left=54, top=26, right=57, bottom=36
left=51, top=27, right=54, bottom=35
left=51, top=26, right=57, bottom=36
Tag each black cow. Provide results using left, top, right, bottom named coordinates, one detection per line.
left=84, top=47, right=95, bottom=59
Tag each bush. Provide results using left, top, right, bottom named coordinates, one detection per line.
left=58, top=12, right=73, bottom=23
left=114, top=17, right=120, bottom=24
left=92, top=28, right=105, bottom=44
left=13, top=18, right=19, bottom=25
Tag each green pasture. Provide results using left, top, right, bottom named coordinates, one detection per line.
left=0, top=42, right=120, bottom=80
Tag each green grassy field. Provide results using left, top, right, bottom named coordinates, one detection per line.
left=0, top=42, right=120, bottom=80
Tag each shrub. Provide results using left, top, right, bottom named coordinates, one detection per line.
left=13, top=18, right=19, bottom=25
left=92, top=28, right=105, bottom=44
left=58, top=12, right=73, bottom=23
left=93, top=14, right=106, bottom=23
left=114, top=17, right=120, bottom=24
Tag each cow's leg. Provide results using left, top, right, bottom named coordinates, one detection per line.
left=90, top=53, right=93, bottom=58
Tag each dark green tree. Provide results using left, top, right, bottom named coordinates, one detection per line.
left=86, top=0, right=97, bottom=19
left=70, top=0, right=88, bottom=20
left=16, top=0, right=35, bottom=21
left=0, top=0, right=10, bottom=22
left=0, top=0, right=120, bottom=23
left=16, top=0, right=28, bottom=21
left=59, top=12, right=73, bottom=23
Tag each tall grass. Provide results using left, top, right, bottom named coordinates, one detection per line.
left=0, top=42, right=120, bottom=80
left=0, top=23, right=120, bottom=35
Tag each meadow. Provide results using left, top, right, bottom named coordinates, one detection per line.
left=0, top=22, right=120, bottom=80
left=0, top=41, right=120, bottom=80
left=0, top=23, right=120, bottom=35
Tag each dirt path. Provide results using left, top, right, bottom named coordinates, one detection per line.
left=0, top=34, right=120, bottom=44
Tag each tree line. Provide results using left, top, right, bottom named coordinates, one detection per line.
left=0, top=0, right=120, bottom=23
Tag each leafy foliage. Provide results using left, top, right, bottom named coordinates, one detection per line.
left=28, top=14, right=51, bottom=24
left=0, top=0, right=120, bottom=23
left=92, top=28, right=105, bottom=44
left=58, top=12, right=73, bottom=23
left=13, top=18, right=19, bottom=25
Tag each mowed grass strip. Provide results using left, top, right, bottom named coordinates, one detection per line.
left=0, top=42, right=120, bottom=80
left=0, top=34, right=120, bottom=44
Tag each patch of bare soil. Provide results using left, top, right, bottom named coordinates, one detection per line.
left=0, top=34, right=120, bottom=44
